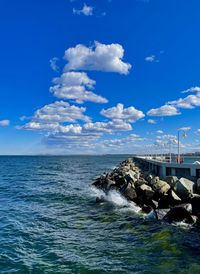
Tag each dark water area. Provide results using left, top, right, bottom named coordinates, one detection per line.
left=0, top=155, right=200, bottom=274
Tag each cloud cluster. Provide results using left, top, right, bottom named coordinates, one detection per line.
left=167, top=92, right=200, bottom=109
left=101, top=103, right=145, bottom=122
left=64, top=42, right=131, bottom=74
left=145, top=55, right=159, bottom=63
left=50, top=72, right=108, bottom=104
left=21, top=101, right=90, bottom=132
left=147, top=86, right=200, bottom=117
left=19, top=41, right=148, bottom=152
left=73, top=3, right=93, bottom=16
left=147, top=105, right=180, bottom=117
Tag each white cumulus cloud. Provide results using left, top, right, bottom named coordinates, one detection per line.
left=50, top=72, right=108, bottom=104
left=101, top=103, right=145, bottom=122
left=64, top=42, right=132, bottom=74
left=147, top=105, right=180, bottom=117
left=83, top=120, right=133, bottom=133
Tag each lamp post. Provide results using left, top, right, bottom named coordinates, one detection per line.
left=177, top=128, right=189, bottom=164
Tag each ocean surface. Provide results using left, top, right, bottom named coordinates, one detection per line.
left=1, top=155, right=200, bottom=274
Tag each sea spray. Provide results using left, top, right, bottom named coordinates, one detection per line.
left=91, top=186, right=141, bottom=214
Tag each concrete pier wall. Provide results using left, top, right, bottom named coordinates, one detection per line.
left=134, top=156, right=200, bottom=179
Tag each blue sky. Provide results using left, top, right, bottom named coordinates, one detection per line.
left=0, top=0, right=200, bottom=154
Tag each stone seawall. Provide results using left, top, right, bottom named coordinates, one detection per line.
left=92, top=158, right=200, bottom=225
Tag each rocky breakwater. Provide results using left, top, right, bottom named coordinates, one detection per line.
left=92, top=158, right=200, bottom=226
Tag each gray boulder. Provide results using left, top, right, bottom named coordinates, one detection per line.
left=163, top=204, right=195, bottom=224
left=150, top=176, right=160, bottom=186
left=164, top=176, right=179, bottom=188
left=137, top=184, right=155, bottom=200
left=124, top=183, right=137, bottom=201
left=155, top=209, right=170, bottom=220
left=191, top=194, right=200, bottom=215
left=124, top=170, right=138, bottom=183
left=146, top=174, right=154, bottom=184
left=175, top=177, right=195, bottom=200
left=152, top=180, right=171, bottom=195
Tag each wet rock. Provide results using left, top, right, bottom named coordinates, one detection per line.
left=163, top=205, right=195, bottom=224
left=104, top=178, right=116, bottom=191
left=155, top=208, right=170, bottom=220
left=175, top=177, right=195, bottom=200
left=113, top=174, right=127, bottom=187
left=96, top=195, right=105, bottom=203
left=142, top=205, right=152, bottom=214
left=174, top=203, right=192, bottom=213
left=158, top=190, right=182, bottom=208
left=124, top=183, right=137, bottom=201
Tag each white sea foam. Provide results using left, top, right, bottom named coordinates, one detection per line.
left=172, top=221, right=192, bottom=229
left=91, top=187, right=141, bottom=214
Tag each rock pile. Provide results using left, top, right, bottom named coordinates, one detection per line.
left=92, top=158, right=200, bottom=225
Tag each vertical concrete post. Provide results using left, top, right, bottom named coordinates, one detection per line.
left=171, top=168, right=176, bottom=176
left=159, top=165, right=166, bottom=178
left=190, top=167, right=196, bottom=177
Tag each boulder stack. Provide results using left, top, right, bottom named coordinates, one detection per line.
left=92, top=158, right=200, bottom=226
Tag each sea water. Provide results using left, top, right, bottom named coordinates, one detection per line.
left=0, top=155, right=200, bottom=273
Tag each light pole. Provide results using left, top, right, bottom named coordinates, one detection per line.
left=177, top=128, right=189, bottom=164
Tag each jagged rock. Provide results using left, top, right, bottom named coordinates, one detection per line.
left=196, top=178, right=200, bottom=194
left=96, top=196, right=105, bottom=203
left=191, top=194, right=200, bottom=216
left=164, top=176, right=179, bottom=188
left=152, top=180, right=171, bottom=195
left=155, top=209, right=170, bottom=220
left=92, top=177, right=103, bottom=188
left=146, top=174, right=154, bottom=184
left=158, top=190, right=182, bottom=208
left=170, top=190, right=182, bottom=203
left=174, top=203, right=192, bottom=213
left=158, top=194, right=171, bottom=209
left=124, top=170, right=138, bottom=183
left=150, top=176, right=160, bottom=186
left=150, top=199, right=159, bottom=209
left=124, top=183, right=137, bottom=201
left=134, top=178, right=148, bottom=187
left=113, top=174, right=127, bottom=187
left=175, top=177, right=195, bottom=200
left=142, top=205, right=152, bottom=214
left=104, top=178, right=116, bottom=191
left=163, top=205, right=195, bottom=224
left=137, top=184, right=155, bottom=200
